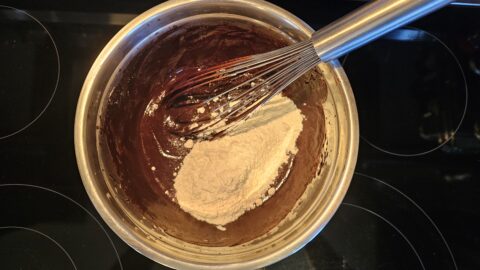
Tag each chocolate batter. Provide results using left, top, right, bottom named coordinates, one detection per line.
left=99, top=17, right=327, bottom=246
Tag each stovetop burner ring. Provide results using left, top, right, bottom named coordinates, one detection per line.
left=349, top=172, right=458, bottom=269
left=0, top=5, right=60, bottom=140
left=0, top=226, right=77, bottom=269
left=342, top=27, right=468, bottom=157
left=342, top=202, right=426, bottom=270
left=0, top=183, right=123, bottom=269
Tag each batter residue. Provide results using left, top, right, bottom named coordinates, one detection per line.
left=99, top=17, right=327, bottom=246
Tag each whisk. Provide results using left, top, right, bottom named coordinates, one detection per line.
left=165, top=0, right=452, bottom=139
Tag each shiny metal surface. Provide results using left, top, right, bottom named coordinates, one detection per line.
left=159, top=0, right=453, bottom=140
left=312, top=0, right=452, bottom=61
left=353, top=0, right=479, bottom=6
left=451, top=0, right=480, bottom=6
left=74, top=0, right=358, bottom=269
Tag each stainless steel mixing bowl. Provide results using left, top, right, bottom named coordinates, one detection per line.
left=75, top=0, right=359, bottom=268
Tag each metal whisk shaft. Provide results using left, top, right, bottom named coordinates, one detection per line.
left=165, top=41, right=320, bottom=138
left=164, top=0, right=452, bottom=139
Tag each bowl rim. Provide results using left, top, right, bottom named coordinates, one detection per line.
left=74, top=0, right=359, bottom=269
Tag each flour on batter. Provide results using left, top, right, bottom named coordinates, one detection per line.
left=174, top=94, right=303, bottom=227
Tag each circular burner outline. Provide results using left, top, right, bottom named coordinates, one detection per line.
left=0, top=226, right=77, bottom=269
left=0, top=5, right=60, bottom=140
left=0, top=183, right=123, bottom=270
left=353, top=172, right=458, bottom=269
left=342, top=27, right=468, bottom=157
left=341, top=203, right=425, bottom=270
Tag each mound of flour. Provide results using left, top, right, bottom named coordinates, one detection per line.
left=174, top=94, right=303, bottom=227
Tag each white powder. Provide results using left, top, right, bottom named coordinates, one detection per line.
left=183, top=139, right=194, bottom=148
left=197, top=107, right=205, bottom=114
left=174, top=94, right=303, bottom=226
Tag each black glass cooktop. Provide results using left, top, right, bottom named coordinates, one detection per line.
left=0, top=1, right=479, bottom=269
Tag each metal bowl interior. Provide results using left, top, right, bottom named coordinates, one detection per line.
left=74, top=0, right=359, bottom=269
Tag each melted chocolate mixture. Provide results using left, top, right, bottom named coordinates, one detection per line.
left=99, top=17, right=327, bottom=246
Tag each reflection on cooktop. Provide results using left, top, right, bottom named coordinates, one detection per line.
left=343, top=28, right=467, bottom=156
